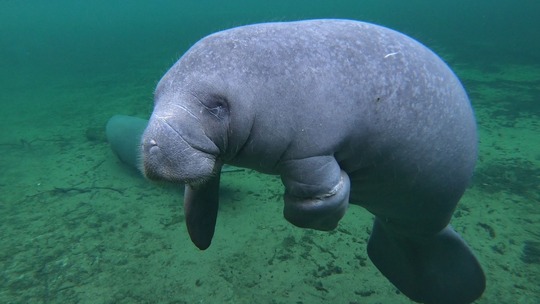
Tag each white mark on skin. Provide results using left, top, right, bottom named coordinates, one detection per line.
left=384, top=52, right=400, bottom=58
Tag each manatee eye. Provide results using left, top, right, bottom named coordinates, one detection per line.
left=208, top=105, right=225, bottom=118
left=204, top=95, right=229, bottom=120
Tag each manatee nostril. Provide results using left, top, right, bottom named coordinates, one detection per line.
left=144, top=139, right=160, bottom=154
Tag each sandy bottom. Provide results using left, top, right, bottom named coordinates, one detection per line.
left=0, top=63, right=538, bottom=303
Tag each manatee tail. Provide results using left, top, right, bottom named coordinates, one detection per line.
left=367, top=218, right=485, bottom=304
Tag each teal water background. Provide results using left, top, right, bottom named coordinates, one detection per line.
left=1, top=1, right=539, bottom=303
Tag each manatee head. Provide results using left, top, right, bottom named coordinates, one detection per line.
left=140, top=80, right=229, bottom=185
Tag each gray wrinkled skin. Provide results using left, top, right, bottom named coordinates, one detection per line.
left=141, top=20, right=484, bottom=304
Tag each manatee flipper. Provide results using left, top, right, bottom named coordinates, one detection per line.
left=184, top=166, right=222, bottom=250
left=367, top=218, right=485, bottom=304
left=280, top=156, right=350, bottom=231
left=106, top=115, right=148, bottom=169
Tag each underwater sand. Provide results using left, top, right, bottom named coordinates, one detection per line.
left=0, top=21, right=539, bottom=302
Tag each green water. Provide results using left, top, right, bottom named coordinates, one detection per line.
left=1, top=1, right=538, bottom=303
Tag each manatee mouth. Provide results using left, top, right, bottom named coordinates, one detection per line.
left=141, top=136, right=216, bottom=185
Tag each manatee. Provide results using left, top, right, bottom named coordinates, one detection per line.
left=106, top=114, right=147, bottom=169
left=140, top=19, right=485, bottom=303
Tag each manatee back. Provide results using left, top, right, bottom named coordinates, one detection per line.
left=167, top=20, right=476, bottom=177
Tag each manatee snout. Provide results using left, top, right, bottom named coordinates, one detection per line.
left=140, top=137, right=169, bottom=181
left=141, top=116, right=218, bottom=185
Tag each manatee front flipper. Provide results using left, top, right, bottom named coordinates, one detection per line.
left=280, top=156, right=350, bottom=231
left=367, top=218, right=485, bottom=304
left=184, top=167, right=222, bottom=250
